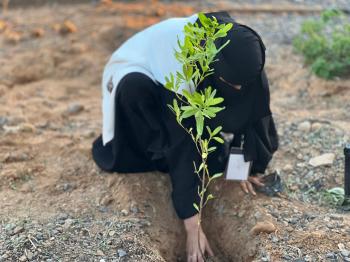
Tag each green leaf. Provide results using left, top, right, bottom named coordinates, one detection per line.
left=206, top=126, right=212, bottom=136
left=211, top=126, right=222, bottom=136
left=193, top=202, right=199, bottom=212
left=198, top=12, right=209, bottom=27
left=210, top=106, right=225, bottom=113
left=213, top=136, right=224, bottom=144
left=206, top=194, right=214, bottom=201
left=211, top=172, right=223, bottom=179
left=208, top=146, right=217, bottom=152
left=208, top=97, right=224, bottom=106
left=202, top=108, right=216, bottom=118
left=182, top=107, right=197, bottom=119
left=198, top=163, right=205, bottom=172
left=194, top=112, right=204, bottom=137
left=167, top=104, right=175, bottom=113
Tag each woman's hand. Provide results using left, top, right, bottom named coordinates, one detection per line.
left=184, top=214, right=214, bottom=262
left=239, top=175, right=265, bottom=196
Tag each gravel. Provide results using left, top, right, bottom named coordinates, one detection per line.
left=0, top=214, right=162, bottom=262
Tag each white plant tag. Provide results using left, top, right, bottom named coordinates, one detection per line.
left=224, top=147, right=252, bottom=181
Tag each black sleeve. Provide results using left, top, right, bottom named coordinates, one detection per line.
left=164, top=129, right=202, bottom=219
left=242, top=70, right=279, bottom=175
left=243, top=114, right=279, bottom=175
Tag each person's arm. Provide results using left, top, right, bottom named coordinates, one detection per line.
left=161, top=95, right=214, bottom=260
left=164, top=126, right=202, bottom=220
left=243, top=113, right=279, bottom=175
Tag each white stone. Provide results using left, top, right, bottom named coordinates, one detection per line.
left=282, top=164, right=293, bottom=171
left=311, top=122, right=322, bottom=131
left=297, top=121, right=311, bottom=132
left=309, top=153, right=335, bottom=167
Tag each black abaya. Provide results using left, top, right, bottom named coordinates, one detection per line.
left=91, top=11, right=279, bottom=220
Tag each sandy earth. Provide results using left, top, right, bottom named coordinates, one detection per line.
left=0, top=1, right=349, bottom=261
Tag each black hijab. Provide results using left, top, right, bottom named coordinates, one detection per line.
left=196, top=11, right=278, bottom=173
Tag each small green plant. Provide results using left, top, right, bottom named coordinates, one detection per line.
left=319, top=187, right=350, bottom=206
left=164, top=12, right=233, bottom=258
left=293, top=9, right=350, bottom=79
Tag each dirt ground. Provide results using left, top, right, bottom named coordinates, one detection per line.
left=0, top=1, right=349, bottom=261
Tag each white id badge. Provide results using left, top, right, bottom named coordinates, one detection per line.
left=224, top=147, right=252, bottom=181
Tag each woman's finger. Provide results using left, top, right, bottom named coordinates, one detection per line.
left=240, top=181, right=249, bottom=194
left=246, top=181, right=256, bottom=195
left=197, top=252, right=204, bottom=262
left=188, top=254, right=196, bottom=262
left=249, top=176, right=265, bottom=187
left=205, top=239, right=214, bottom=256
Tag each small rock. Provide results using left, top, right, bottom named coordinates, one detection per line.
left=57, top=213, right=69, bottom=221
left=238, top=209, right=246, bottom=217
left=250, top=221, right=276, bottom=235
left=4, top=30, right=22, bottom=44
left=281, top=254, right=293, bottom=260
left=289, top=184, right=299, bottom=191
left=97, top=250, right=105, bottom=257
left=139, top=219, right=151, bottom=227
left=19, top=123, right=36, bottom=133
left=286, top=226, right=294, bottom=232
left=297, top=153, right=303, bottom=160
left=63, top=218, right=74, bottom=229
left=26, top=251, right=33, bottom=260
left=282, top=164, right=293, bottom=172
left=100, top=195, right=113, bottom=206
left=341, top=250, right=350, bottom=257
left=5, top=223, right=16, bottom=231
left=326, top=252, right=336, bottom=259
left=65, top=103, right=84, bottom=115
left=3, top=152, right=31, bottom=163
left=61, top=182, right=76, bottom=192
left=117, top=249, right=127, bottom=258
left=13, top=226, right=24, bottom=235
left=309, top=153, right=335, bottom=167
left=254, top=211, right=262, bottom=220
left=297, top=121, right=311, bottom=132
left=98, top=206, right=108, bottom=213
left=109, top=230, right=115, bottom=236
left=19, top=254, right=27, bottom=261
left=330, top=215, right=343, bottom=221
left=60, top=20, right=78, bottom=34
left=31, top=28, right=45, bottom=38
left=121, top=209, right=129, bottom=216
left=107, top=177, right=117, bottom=188
left=7, top=116, right=25, bottom=125
left=19, top=183, right=34, bottom=193
left=272, top=236, right=279, bottom=243
left=296, top=162, right=306, bottom=168
left=311, top=122, right=322, bottom=131
left=82, top=130, right=95, bottom=138
left=130, top=203, right=139, bottom=214
left=0, top=116, right=8, bottom=127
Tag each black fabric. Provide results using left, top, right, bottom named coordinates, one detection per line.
left=196, top=10, right=279, bottom=175
left=91, top=11, right=279, bottom=220
left=92, top=72, right=227, bottom=219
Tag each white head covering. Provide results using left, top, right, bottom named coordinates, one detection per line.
left=101, top=13, right=199, bottom=145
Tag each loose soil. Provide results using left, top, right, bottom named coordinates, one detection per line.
left=0, top=1, right=349, bottom=261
